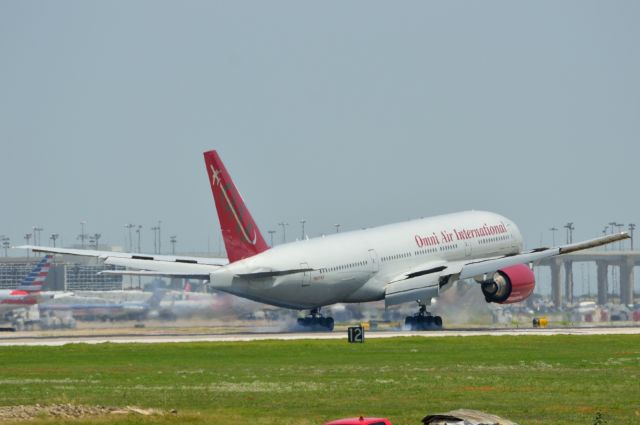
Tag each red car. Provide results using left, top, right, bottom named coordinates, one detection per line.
left=324, top=417, right=392, bottom=425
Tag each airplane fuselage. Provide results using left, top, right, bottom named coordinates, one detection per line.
left=211, top=210, right=523, bottom=309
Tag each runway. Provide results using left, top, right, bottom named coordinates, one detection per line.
left=1, top=326, right=638, bottom=346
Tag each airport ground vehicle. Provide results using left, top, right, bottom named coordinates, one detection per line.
left=325, top=409, right=517, bottom=425
left=324, top=417, right=391, bottom=425
left=1, top=305, right=41, bottom=331
left=39, top=310, right=76, bottom=329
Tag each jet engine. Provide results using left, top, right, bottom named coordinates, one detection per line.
left=478, top=264, right=535, bottom=304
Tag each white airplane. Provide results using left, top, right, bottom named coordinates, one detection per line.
left=21, top=150, right=628, bottom=330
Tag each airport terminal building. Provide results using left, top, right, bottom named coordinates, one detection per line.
left=0, top=256, right=124, bottom=291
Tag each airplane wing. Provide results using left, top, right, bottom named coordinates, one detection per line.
left=384, top=232, right=629, bottom=307
left=17, top=245, right=228, bottom=277
left=235, top=268, right=315, bottom=279
left=458, top=232, right=628, bottom=279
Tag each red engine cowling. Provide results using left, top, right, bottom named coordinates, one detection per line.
left=481, top=264, right=535, bottom=304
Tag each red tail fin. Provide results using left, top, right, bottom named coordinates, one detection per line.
left=204, top=150, right=269, bottom=263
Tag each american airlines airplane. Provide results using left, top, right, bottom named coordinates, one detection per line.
left=0, top=255, right=54, bottom=328
left=22, top=151, right=628, bottom=331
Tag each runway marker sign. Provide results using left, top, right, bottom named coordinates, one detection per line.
left=347, top=326, right=365, bottom=343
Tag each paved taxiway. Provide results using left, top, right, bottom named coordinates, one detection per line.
left=1, top=326, right=638, bottom=346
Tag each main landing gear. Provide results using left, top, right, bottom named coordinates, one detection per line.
left=297, top=308, right=334, bottom=331
left=404, top=302, right=443, bottom=331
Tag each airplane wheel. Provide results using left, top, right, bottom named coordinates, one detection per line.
left=324, top=317, right=334, bottom=331
left=424, top=316, right=434, bottom=329
left=405, top=316, right=415, bottom=329
left=297, top=310, right=334, bottom=332
left=407, top=315, right=442, bottom=331
left=298, top=317, right=313, bottom=326
left=433, top=316, right=443, bottom=329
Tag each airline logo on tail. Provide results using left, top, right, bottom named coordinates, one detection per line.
left=17, top=254, right=53, bottom=293
left=204, top=151, right=269, bottom=263
left=209, top=164, right=258, bottom=245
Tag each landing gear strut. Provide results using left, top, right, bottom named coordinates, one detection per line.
left=297, top=308, right=334, bottom=331
left=404, top=302, right=443, bottom=331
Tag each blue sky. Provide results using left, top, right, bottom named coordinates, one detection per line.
left=1, top=1, right=638, bottom=270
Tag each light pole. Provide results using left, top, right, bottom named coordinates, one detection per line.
left=125, top=224, right=135, bottom=252
left=157, top=220, right=162, bottom=254
left=564, top=222, right=574, bottom=244
left=50, top=233, right=59, bottom=248
left=1, top=236, right=9, bottom=257
left=24, top=233, right=32, bottom=258
left=607, top=222, right=618, bottom=294
left=602, top=225, right=609, bottom=251
left=629, top=223, right=636, bottom=250
left=300, top=219, right=306, bottom=240
left=136, top=225, right=143, bottom=289
left=79, top=221, right=87, bottom=248
left=615, top=223, right=625, bottom=250
left=170, top=236, right=177, bottom=255
left=89, top=233, right=101, bottom=250
left=334, top=224, right=341, bottom=233
left=32, top=226, right=43, bottom=246
left=151, top=226, right=159, bottom=254
left=136, top=225, right=142, bottom=252
left=278, top=222, right=288, bottom=244
left=268, top=230, right=276, bottom=247
left=549, top=227, right=558, bottom=246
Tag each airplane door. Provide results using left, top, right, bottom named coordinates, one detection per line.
left=507, top=223, right=518, bottom=249
left=368, top=249, right=379, bottom=272
left=300, top=262, right=310, bottom=287
left=465, top=241, right=472, bottom=258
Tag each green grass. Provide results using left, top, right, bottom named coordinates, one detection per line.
left=0, top=335, right=639, bottom=424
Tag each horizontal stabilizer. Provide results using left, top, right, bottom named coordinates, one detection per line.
left=99, top=270, right=210, bottom=280
left=17, top=245, right=228, bottom=266
left=236, top=268, right=314, bottom=279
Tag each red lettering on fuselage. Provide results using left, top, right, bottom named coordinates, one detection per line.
left=415, top=223, right=508, bottom=246
left=414, top=234, right=440, bottom=247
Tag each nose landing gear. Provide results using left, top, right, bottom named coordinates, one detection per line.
left=297, top=308, right=334, bottom=331
left=404, top=302, right=443, bottom=331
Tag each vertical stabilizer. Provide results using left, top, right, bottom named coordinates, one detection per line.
left=204, top=150, right=269, bottom=262
left=17, top=254, right=53, bottom=292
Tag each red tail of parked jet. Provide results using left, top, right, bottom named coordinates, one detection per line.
left=204, top=150, right=269, bottom=262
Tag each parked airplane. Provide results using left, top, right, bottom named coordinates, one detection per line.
left=22, top=151, right=629, bottom=330
left=0, top=255, right=54, bottom=329
left=40, top=290, right=166, bottom=322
